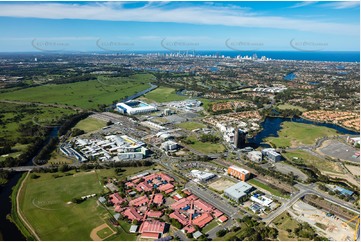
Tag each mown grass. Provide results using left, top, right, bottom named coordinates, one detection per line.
left=248, top=179, right=289, bottom=198
left=185, top=135, right=225, bottom=154
left=283, top=150, right=343, bottom=174
left=176, top=121, right=206, bottom=131
left=0, top=74, right=153, bottom=109
left=73, top=117, right=107, bottom=133
left=265, top=122, right=337, bottom=148
left=18, top=167, right=149, bottom=240
left=142, top=86, right=187, bottom=103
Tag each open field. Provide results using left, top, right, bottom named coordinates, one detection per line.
left=277, top=104, right=306, bottom=112
left=18, top=167, right=149, bottom=240
left=345, top=165, right=360, bottom=176
left=0, top=74, right=153, bottom=109
left=176, top=121, right=206, bottom=131
left=248, top=179, right=288, bottom=198
left=142, top=86, right=187, bottom=103
left=185, top=135, right=225, bottom=154
left=273, top=212, right=303, bottom=241
left=47, top=151, right=73, bottom=165
left=0, top=103, right=76, bottom=142
left=283, top=150, right=344, bottom=174
left=265, top=122, right=338, bottom=148
left=208, top=178, right=235, bottom=192
left=203, top=220, right=219, bottom=234
left=73, top=117, right=107, bottom=133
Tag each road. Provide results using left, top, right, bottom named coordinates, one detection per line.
left=185, top=181, right=241, bottom=219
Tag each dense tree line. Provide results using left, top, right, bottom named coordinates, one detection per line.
left=33, top=137, right=59, bottom=164
left=58, top=112, right=91, bottom=136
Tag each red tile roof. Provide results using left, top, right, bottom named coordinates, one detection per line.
left=192, top=213, right=213, bottom=228
left=139, top=220, right=165, bottom=234
left=136, top=181, right=153, bottom=192
left=183, top=225, right=196, bottom=234
left=129, top=195, right=149, bottom=207
left=123, top=207, right=142, bottom=221
left=213, top=209, right=223, bottom=218
left=158, top=183, right=174, bottom=192
left=218, top=215, right=228, bottom=223
left=147, top=210, right=163, bottom=218
left=171, top=198, right=189, bottom=210
left=194, top=199, right=213, bottom=212
left=141, top=232, right=160, bottom=239
left=170, top=211, right=188, bottom=226
left=153, top=194, right=164, bottom=205
left=109, top=193, right=126, bottom=205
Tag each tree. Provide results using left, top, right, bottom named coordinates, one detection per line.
left=216, top=229, right=227, bottom=237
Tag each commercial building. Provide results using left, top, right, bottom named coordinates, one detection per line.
left=139, top=220, right=166, bottom=239
left=262, top=148, right=282, bottom=162
left=116, top=100, right=157, bottom=115
left=227, top=165, right=251, bottom=181
left=161, top=141, right=179, bottom=151
left=250, top=194, right=273, bottom=207
left=224, top=181, right=253, bottom=202
left=234, top=128, right=247, bottom=148
left=247, top=150, right=262, bottom=162
left=190, top=170, right=216, bottom=182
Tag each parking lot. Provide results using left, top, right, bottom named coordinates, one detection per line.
left=318, top=140, right=359, bottom=163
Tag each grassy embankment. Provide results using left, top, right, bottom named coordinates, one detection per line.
left=17, top=167, right=152, bottom=240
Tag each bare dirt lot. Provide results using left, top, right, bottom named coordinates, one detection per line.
left=345, top=165, right=360, bottom=176
left=273, top=162, right=308, bottom=181
left=291, top=201, right=354, bottom=241
left=208, top=178, right=235, bottom=192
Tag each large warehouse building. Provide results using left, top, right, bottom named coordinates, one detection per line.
left=227, top=165, right=251, bottom=181
left=224, top=181, right=253, bottom=202
left=116, top=100, right=157, bottom=115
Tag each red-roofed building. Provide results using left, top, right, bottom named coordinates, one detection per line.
left=158, top=183, right=174, bottom=192
left=164, top=188, right=174, bottom=194
left=192, top=213, right=213, bottom=228
left=183, top=190, right=191, bottom=196
left=115, top=205, right=125, bottom=213
left=186, top=194, right=198, bottom=201
left=129, top=195, right=149, bottom=207
left=218, top=215, right=228, bottom=223
left=183, top=225, right=196, bottom=234
left=194, top=199, right=213, bottom=212
left=109, top=193, right=126, bottom=205
left=147, top=210, right=163, bottom=218
left=171, top=198, right=189, bottom=210
left=141, top=232, right=160, bottom=239
left=125, top=181, right=135, bottom=188
left=139, top=220, right=165, bottom=238
left=123, top=207, right=143, bottom=221
left=136, top=181, right=153, bottom=192
left=213, top=209, right=223, bottom=218
left=153, top=194, right=164, bottom=205
left=170, top=211, right=188, bottom=226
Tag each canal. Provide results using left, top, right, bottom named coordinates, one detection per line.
left=0, top=127, right=59, bottom=240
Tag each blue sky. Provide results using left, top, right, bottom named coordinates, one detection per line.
left=0, top=1, right=359, bottom=52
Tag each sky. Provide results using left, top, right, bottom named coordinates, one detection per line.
left=0, top=1, right=359, bottom=52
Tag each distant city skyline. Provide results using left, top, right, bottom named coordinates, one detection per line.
left=0, top=1, right=359, bottom=52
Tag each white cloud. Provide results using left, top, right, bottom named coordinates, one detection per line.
left=322, top=1, right=360, bottom=9
left=0, top=2, right=358, bottom=36
left=289, top=1, right=317, bottom=8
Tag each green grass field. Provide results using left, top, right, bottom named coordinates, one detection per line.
left=142, top=86, right=187, bottom=103
left=18, top=167, right=149, bottom=240
left=96, top=227, right=113, bottom=239
left=283, top=150, right=343, bottom=174
left=176, top=121, right=206, bottom=131
left=277, top=104, right=306, bottom=112
left=273, top=212, right=307, bottom=241
left=73, top=117, right=106, bottom=133
left=203, top=220, right=219, bottom=234
left=248, top=179, right=288, bottom=198
left=0, top=74, right=153, bottom=109
left=265, top=122, right=337, bottom=148
left=185, top=135, right=225, bottom=154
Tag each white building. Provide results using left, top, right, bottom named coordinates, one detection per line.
left=250, top=194, right=273, bottom=207
left=116, top=100, right=157, bottom=115
left=190, top=170, right=216, bottom=182
left=224, top=181, right=253, bottom=202
left=247, top=151, right=262, bottom=163
left=161, top=140, right=178, bottom=151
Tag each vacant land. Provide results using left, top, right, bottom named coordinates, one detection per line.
left=273, top=212, right=303, bottom=241
left=176, top=121, right=206, bottom=131
left=208, top=178, right=235, bottom=192
left=265, top=122, right=338, bottom=148
left=0, top=74, right=153, bottom=109
left=47, top=151, right=73, bottom=165
left=345, top=164, right=360, bottom=176
left=277, top=104, right=306, bottom=112
left=185, top=135, right=225, bottom=154
left=73, top=117, right=107, bottom=133
left=142, top=86, right=187, bottom=103
left=248, top=179, right=288, bottom=198
left=283, top=150, right=344, bottom=174
left=18, top=167, right=149, bottom=240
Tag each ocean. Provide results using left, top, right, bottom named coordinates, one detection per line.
left=137, top=50, right=360, bottom=63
